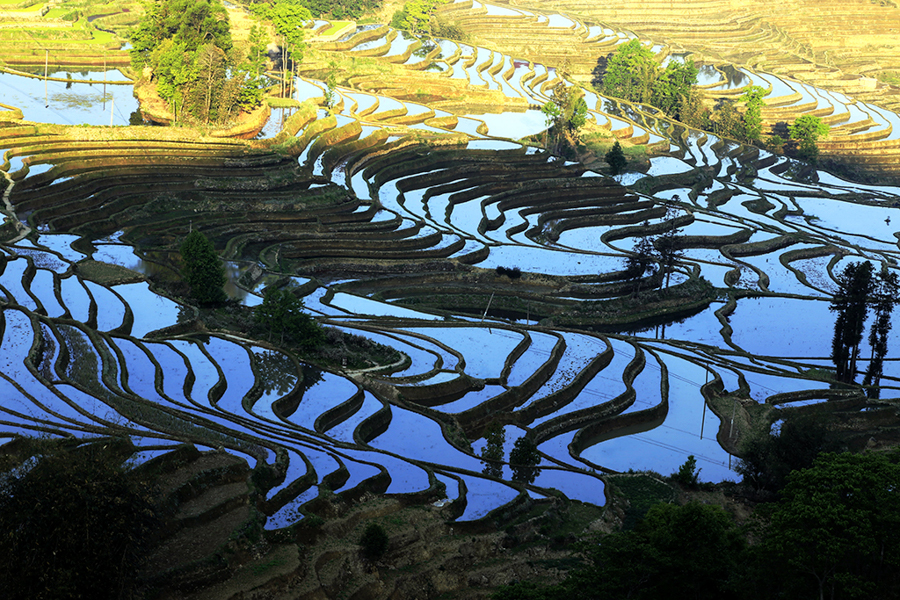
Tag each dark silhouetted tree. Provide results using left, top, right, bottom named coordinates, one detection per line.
left=605, top=140, right=627, bottom=175
left=830, top=261, right=875, bottom=382
left=180, top=229, right=227, bottom=305
left=509, top=436, right=541, bottom=484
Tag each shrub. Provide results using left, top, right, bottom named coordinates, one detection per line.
left=359, top=522, right=389, bottom=559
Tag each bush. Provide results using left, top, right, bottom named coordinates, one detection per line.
left=359, top=522, right=389, bottom=559
left=0, top=439, right=161, bottom=600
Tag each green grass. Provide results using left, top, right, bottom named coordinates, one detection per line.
left=44, top=7, right=74, bottom=17
left=321, top=20, right=351, bottom=36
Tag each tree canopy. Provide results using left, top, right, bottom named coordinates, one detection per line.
left=0, top=440, right=160, bottom=600
left=789, top=114, right=830, bottom=160
left=760, top=452, right=900, bottom=600
left=599, top=41, right=701, bottom=122
left=254, top=287, right=324, bottom=347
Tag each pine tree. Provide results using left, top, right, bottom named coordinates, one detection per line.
left=180, top=229, right=227, bottom=305
left=605, top=141, right=627, bottom=176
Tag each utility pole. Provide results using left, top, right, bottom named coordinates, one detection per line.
left=44, top=50, right=49, bottom=107
left=109, top=96, right=114, bottom=127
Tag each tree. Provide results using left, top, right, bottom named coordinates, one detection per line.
left=671, top=454, right=701, bottom=487
left=736, top=412, right=841, bottom=494
left=254, top=287, right=324, bottom=348
left=759, top=452, right=900, bottom=600
left=651, top=59, right=699, bottom=120
left=830, top=261, right=875, bottom=382
left=180, top=229, right=227, bottom=305
left=655, top=202, right=684, bottom=289
left=605, top=140, right=627, bottom=175
left=601, top=39, right=657, bottom=104
left=568, top=502, right=746, bottom=600
left=359, top=522, right=389, bottom=559
left=625, top=221, right=657, bottom=296
left=480, top=421, right=505, bottom=479
left=541, top=83, right=588, bottom=155
left=739, top=85, right=766, bottom=142
left=789, top=114, right=830, bottom=161
left=0, top=439, right=161, bottom=600
left=863, top=264, right=898, bottom=395
left=509, top=436, right=541, bottom=484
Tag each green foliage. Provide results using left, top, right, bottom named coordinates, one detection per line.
left=0, top=440, right=161, bottom=600
left=541, top=83, right=588, bottom=155
left=390, top=0, right=446, bottom=33
left=863, top=264, right=897, bottom=395
left=600, top=39, right=657, bottom=104
left=759, top=452, right=900, bottom=599
left=605, top=140, right=627, bottom=175
left=509, top=436, right=541, bottom=484
left=789, top=114, right=830, bottom=161
left=131, top=0, right=267, bottom=123
left=180, top=229, right=227, bottom=305
left=651, top=59, right=699, bottom=120
left=254, top=287, right=324, bottom=348
left=599, top=42, right=700, bottom=122
left=738, top=85, right=766, bottom=141
left=671, top=454, right=700, bottom=487
left=359, top=522, right=389, bottom=559
left=568, top=502, right=746, bottom=600
left=736, top=413, right=841, bottom=494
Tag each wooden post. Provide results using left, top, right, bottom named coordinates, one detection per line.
left=44, top=50, right=49, bottom=107
left=109, top=96, right=114, bottom=127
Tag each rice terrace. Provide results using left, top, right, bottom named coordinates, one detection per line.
left=2, top=0, right=900, bottom=597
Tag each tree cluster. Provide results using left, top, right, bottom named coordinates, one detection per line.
left=496, top=450, right=900, bottom=600
left=540, top=83, right=588, bottom=157
left=254, top=287, right=324, bottom=348
left=131, top=0, right=269, bottom=124
left=597, top=40, right=702, bottom=123
left=390, top=0, right=462, bottom=37
left=708, top=86, right=767, bottom=144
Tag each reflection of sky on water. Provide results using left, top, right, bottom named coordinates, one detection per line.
left=0, top=71, right=138, bottom=126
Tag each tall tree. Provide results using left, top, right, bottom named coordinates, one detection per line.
left=863, top=264, right=898, bottom=394
left=254, top=288, right=323, bottom=347
left=739, top=85, right=766, bottom=142
left=0, top=440, right=161, bottom=600
left=830, top=261, right=875, bottom=382
left=180, top=229, right=227, bottom=305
